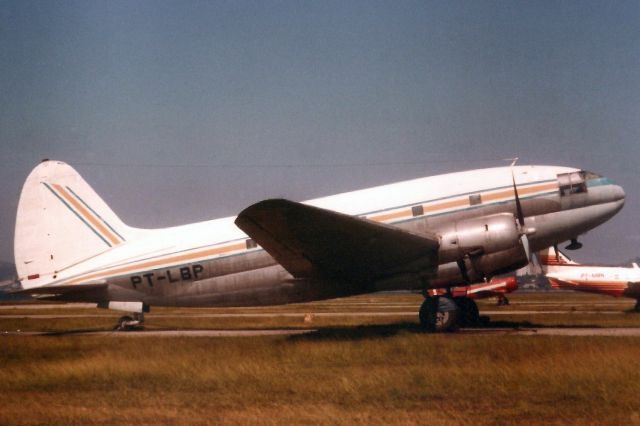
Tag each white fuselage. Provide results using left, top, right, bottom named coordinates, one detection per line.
left=16, top=163, right=625, bottom=308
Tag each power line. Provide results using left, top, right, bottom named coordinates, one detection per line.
left=64, top=158, right=508, bottom=169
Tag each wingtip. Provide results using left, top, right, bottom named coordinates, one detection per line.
left=236, top=199, right=295, bottom=222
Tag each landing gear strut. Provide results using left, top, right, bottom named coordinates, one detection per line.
left=115, top=312, right=145, bottom=331
left=98, top=301, right=149, bottom=331
left=497, top=295, right=510, bottom=306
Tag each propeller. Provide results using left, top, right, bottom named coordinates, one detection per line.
left=509, top=158, right=532, bottom=262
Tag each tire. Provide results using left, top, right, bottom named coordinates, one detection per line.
left=419, top=297, right=459, bottom=332
left=115, top=315, right=134, bottom=331
left=419, top=297, right=438, bottom=332
left=454, top=297, right=480, bottom=327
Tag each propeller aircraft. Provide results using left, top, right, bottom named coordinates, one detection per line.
left=540, top=246, right=640, bottom=312
left=13, top=160, right=625, bottom=331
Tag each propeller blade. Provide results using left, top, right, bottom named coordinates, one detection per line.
left=510, top=161, right=525, bottom=227
left=521, top=234, right=531, bottom=262
left=531, top=248, right=540, bottom=269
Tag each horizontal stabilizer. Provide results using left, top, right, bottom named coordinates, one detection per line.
left=11, top=282, right=107, bottom=295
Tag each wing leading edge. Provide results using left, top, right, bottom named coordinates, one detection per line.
left=235, top=199, right=440, bottom=283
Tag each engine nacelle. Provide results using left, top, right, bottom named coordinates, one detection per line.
left=438, top=213, right=522, bottom=264
left=374, top=213, right=530, bottom=291
left=428, top=213, right=529, bottom=284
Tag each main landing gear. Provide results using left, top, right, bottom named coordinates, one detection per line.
left=419, top=296, right=481, bottom=332
left=634, top=300, right=640, bottom=313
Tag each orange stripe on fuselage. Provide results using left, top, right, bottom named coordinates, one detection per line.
left=53, top=184, right=121, bottom=246
left=67, top=242, right=247, bottom=284
left=481, top=182, right=558, bottom=203
left=369, top=182, right=558, bottom=223
left=423, top=198, right=468, bottom=214
left=550, top=278, right=628, bottom=291
left=66, top=181, right=559, bottom=285
left=370, top=209, right=410, bottom=222
left=369, top=193, right=472, bottom=222
left=519, top=182, right=558, bottom=195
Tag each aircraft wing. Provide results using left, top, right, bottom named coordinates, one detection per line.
left=235, top=199, right=440, bottom=282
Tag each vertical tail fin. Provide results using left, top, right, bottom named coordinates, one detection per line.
left=537, top=245, right=577, bottom=273
left=14, top=161, right=134, bottom=288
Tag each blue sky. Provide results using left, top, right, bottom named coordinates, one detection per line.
left=1, top=0, right=639, bottom=263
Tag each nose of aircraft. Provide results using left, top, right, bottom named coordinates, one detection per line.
left=576, top=179, right=626, bottom=238
left=612, top=184, right=626, bottom=203
left=612, top=183, right=625, bottom=211
left=603, top=182, right=626, bottom=218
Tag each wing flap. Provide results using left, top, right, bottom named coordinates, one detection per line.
left=235, top=199, right=440, bottom=282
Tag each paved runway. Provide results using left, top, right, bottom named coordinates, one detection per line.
left=2, top=329, right=315, bottom=337
left=5, top=327, right=640, bottom=337
left=3, top=296, right=640, bottom=338
left=0, top=310, right=629, bottom=319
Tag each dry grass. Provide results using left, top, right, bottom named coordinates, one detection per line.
left=2, top=334, right=640, bottom=425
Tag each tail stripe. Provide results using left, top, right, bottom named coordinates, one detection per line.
left=43, top=183, right=113, bottom=247
left=52, top=184, right=123, bottom=246
left=539, top=255, right=564, bottom=265
left=66, top=186, right=126, bottom=242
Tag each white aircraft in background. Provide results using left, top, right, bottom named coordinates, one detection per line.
left=539, top=246, right=640, bottom=312
left=13, top=160, right=624, bottom=331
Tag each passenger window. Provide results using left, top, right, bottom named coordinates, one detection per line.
left=411, top=205, right=424, bottom=217
left=558, top=172, right=587, bottom=196
left=246, top=239, right=257, bottom=249
left=469, top=194, right=482, bottom=206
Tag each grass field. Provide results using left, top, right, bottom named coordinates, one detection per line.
left=2, top=292, right=640, bottom=425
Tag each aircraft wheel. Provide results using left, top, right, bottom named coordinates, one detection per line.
left=419, top=296, right=459, bottom=332
left=115, top=315, right=143, bottom=331
left=115, top=316, right=134, bottom=331
left=454, top=297, right=480, bottom=327
left=635, top=300, right=640, bottom=313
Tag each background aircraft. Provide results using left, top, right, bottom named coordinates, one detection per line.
left=540, top=246, right=640, bottom=311
left=13, top=160, right=624, bottom=331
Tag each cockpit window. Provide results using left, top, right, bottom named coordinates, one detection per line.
left=583, top=170, right=602, bottom=180
left=557, top=171, right=587, bottom=196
